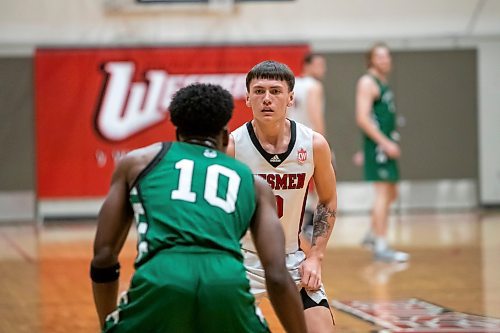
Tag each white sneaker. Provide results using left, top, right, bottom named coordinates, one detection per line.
left=374, top=248, right=410, bottom=262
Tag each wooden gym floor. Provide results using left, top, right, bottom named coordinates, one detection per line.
left=0, top=210, right=499, bottom=332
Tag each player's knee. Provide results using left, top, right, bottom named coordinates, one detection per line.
left=390, top=185, right=398, bottom=202
left=304, top=306, right=335, bottom=333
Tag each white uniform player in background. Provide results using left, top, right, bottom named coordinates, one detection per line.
left=288, top=53, right=327, bottom=134
left=288, top=53, right=329, bottom=239
left=227, top=60, right=338, bottom=332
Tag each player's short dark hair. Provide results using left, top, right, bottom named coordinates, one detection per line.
left=170, top=83, right=234, bottom=137
left=245, top=60, right=295, bottom=92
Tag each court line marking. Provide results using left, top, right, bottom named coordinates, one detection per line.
left=0, top=231, right=36, bottom=263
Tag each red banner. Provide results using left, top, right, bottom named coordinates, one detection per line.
left=35, top=45, right=309, bottom=198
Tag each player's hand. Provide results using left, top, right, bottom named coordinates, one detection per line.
left=299, top=256, right=322, bottom=291
left=352, top=151, right=364, bottom=167
left=381, top=141, right=401, bottom=159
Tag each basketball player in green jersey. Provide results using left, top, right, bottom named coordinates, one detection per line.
left=356, top=43, right=409, bottom=262
left=90, top=83, right=307, bottom=333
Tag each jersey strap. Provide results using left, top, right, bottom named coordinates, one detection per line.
left=130, top=142, right=171, bottom=189
left=246, top=120, right=297, bottom=168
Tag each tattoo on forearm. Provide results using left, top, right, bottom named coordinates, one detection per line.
left=311, top=204, right=336, bottom=246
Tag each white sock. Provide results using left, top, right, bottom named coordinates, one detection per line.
left=374, top=237, right=388, bottom=252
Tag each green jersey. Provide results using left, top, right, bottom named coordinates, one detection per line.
left=363, top=75, right=400, bottom=182
left=104, top=142, right=269, bottom=333
left=129, top=141, right=257, bottom=267
left=363, top=74, right=397, bottom=143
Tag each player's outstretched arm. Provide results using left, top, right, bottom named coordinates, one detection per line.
left=91, top=156, right=134, bottom=328
left=250, top=176, right=307, bottom=333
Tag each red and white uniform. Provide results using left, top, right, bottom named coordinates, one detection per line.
left=232, top=120, right=314, bottom=253
left=232, top=120, right=326, bottom=303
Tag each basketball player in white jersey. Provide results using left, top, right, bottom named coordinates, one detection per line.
left=288, top=53, right=327, bottom=134
left=227, top=60, right=337, bottom=332
left=288, top=53, right=328, bottom=241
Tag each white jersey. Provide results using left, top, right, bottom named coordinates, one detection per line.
left=287, top=76, right=317, bottom=129
left=232, top=120, right=315, bottom=254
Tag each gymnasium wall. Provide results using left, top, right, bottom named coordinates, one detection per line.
left=478, top=42, right=500, bottom=206
left=0, top=58, right=34, bottom=191
left=0, top=50, right=477, bottom=187
left=0, top=58, right=35, bottom=221
left=1, top=1, right=499, bottom=47
left=0, top=48, right=482, bottom=217
left=326, top=50, right=478, bottom=182
left=0, top=0, right=499, bottom=219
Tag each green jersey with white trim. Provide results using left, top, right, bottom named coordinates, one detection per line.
left=129, top=141, right=257, bottom=268
left=363, top=74, right=398, bottom=146
left=362, top=75, right=400, bottom=182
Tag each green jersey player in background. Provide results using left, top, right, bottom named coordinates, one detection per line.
left=356, top=42, right=410, bottom=263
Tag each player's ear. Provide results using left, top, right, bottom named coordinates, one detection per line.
left=288, top=91, right=294, bottom=107
left=245, top=93, right=251, bottom=107
left=222, top=127, right=229, bottom=148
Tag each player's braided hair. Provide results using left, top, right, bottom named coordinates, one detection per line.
left=170, top=83, right=234, bottom=137
left=245, top=60, right=295, bottom=92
